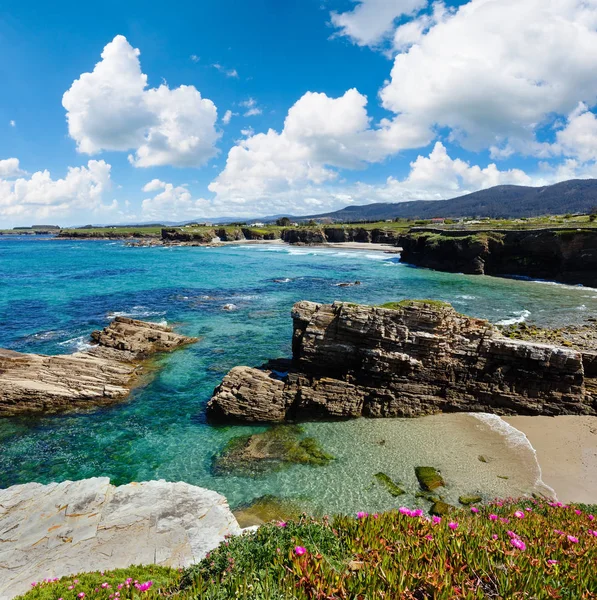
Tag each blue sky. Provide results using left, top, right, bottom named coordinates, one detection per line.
left=1, top=0, right=597, bottom=226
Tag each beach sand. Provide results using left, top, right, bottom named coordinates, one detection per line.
left=504, top=415, right=597, bottom=504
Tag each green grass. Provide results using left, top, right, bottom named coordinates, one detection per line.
left=58, top=227, right=163, bottom=237
left=20, top=500, right=597, bottom=599
left=379, top=299, right=453, bottom=311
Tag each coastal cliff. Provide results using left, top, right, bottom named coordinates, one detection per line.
left=398, top=228, right=597, bottom=286
left=0, top=317, right=196, bottom=416
left=207, top=300, right=597, bottom=422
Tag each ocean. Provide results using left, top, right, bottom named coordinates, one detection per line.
left=1, top=236, right=595, bottom=514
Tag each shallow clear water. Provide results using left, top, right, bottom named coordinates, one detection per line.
left=0, top=237, right=594, bottom=512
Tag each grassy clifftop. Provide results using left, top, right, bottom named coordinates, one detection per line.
left=19, top=499, right=597, bottom=599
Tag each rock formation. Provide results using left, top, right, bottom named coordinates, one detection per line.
left=0, top=317, right=196, bottom=416
left=207, top=301, right=597, bottom=422
left=0, top=478, right=241, bottom=600
left=398, top=228, right=597, bottom=287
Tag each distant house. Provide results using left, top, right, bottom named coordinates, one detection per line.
left=431, top=218, right=445, bottom=224
left=251, top=222, right=265, bottom=227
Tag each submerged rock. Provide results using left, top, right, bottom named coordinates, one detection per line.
left=459, top=495, right=483, bottom=505
left=233, top=495, right=303, bottom=528
left=374, top=472, right=405, bottom=497
left=429, top=501, right=454, bottom=516
left=212, top=425, right=334, bottom=476
left=0, top=478, right=241, bottom=600
left=207, top=300, right=595, bottom=422
left=415, top=467, right=445, bottom=492
left=0, top=317, right=196, bottom=416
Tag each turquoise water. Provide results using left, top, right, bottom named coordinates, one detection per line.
left=1, top=237, right=595, bottom=512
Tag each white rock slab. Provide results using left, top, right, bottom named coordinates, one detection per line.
left=0, top=478, right=242, bottom=600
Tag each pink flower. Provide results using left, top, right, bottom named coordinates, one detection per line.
left=294, top=546, right=307, bottom=556
left=500, top=518, right=510, bottom=524
left=373, top=513, right=379, bottom=519
left=514, top=510, right=525, bottom=519
left=101, top=583, right=110, bottom=589
left=554, top=529, right=565, bottom=535
left=589, top=530, right=597, bottom=537
left=357, top=511, right=368, bottom=519
left=276, top=521, right=287, bottom=527
left=510, top=538, right=526, bottom=551
left=589, top=515, right=595, bottom=521
left=399, top=507, right=410, bottom=515
left=31, top=583, right=37, bottom=588
left=507, top=530, right=519, bottom=538
left=424, top=534, right=433, bottom=541
left=411, top=509, right=423, bottom=517
left=78, top=593, right=85, bottom=599
left=567, top=535, right=579, bottom=544
left=134, top=582, right=153, bottom=593
left=575, top=509, right=582, bottom=515
left=470, top=507, right=479, bottom=513
left=489, top=514, right=498, bottom=521
left=68, top=586, right=74, bottom=591
left=432, top=516, right=442, bottom=524
left=448, top=522, right=458, bottom=530
left=547, top=559, right=559, bottom=565
left=525, top=507, right=532, bottom=512
left=491, top=534, right=498, bottom=540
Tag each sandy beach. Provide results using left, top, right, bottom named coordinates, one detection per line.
left=504, top=415, right=597, bottom=504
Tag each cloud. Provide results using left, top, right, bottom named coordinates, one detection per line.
left=141, top=180, right=212, bottom=220
left=9, top=120, right=16, bottom=128
left=330, top=0, right=427, bottom=47
left=222, top=110, right=236, bottom=125
left=62, top=35, right=220, bottom=168
left=0, top=158, right=25, bottom=178
left=190, top=54, right=200, bottom=62
left=209, top=88, right=430, bottom=207
left=212, top=63, right=239, bottom=78
left=379, top=0, right=597, bottom=152
left=0, top=160, right=115, bottom=222
left=555, top=103, right=597, bottom=163
left=240, top=98, right=263, bottom=117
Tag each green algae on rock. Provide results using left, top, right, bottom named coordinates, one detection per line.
left=429, top=501, right=454, bottom=516
left=459, top=495, right=483, bottom=506
left=415, top=466, right=445, bottom=491
left=374, top=472, right=405, bottom=497
left=212, top=425, right=334, bottom=476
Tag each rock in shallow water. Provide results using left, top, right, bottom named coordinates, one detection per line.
left=0, top=478, right=241, bottom=600
left=0, top=317, right=197, bottom=416
left=207, top=300, right=596, bottom=422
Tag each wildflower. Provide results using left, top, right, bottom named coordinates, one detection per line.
left=432, top=516, right=442, bottom=524
left=78, top=593, right=85, bottom=599
left=500, top=518, right=510, bottom=524
left=492, top=534, right=498, bottom=540
left=471, top=507, right=479, bottom=513
left=31, top=583, right=37, bottom=588
left=567, top=535, right=579, bottom=543
left=547, top=559, right=559, bottom=565
left=525, top=507, right=532, bottom=512
left=424, top=534, right=433, bottom=541
left=399, top=507, right=410, bottom=515
left=507, top=530, right=519, bottom=538
left=589, top=515, right=595, bottom=521
left=357, top=511, right=368, bottom=519
left=294, top=546, right=307, bottom=556
left=373, top=513, right=379, bottom=519
left=68, top=586, right=74, bottom=591
left=510, top=538, right=526, bottom=551
left=74, top=580, right=79, bottom=584
left=134, top=582, right=153, bottom=592
left=514, top=510, right=525, bottom=519
left=489, top=514, right=498, bottom=521
left=411, top=509, right=424, bottom=517
left=101, top=583, right=110, bottom=589
left=589, top=530, right=597, bottom=537
left=554, top=529, right=565, bottom=535
left=276, top=521, right=287, bottom=527
left=575, top=509, right=582, bottom=515
left=448, top=521, right=458, bottom=530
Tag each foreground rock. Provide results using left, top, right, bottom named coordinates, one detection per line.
left=0, top=478, right=241, bottom=600
left=207, top=300, right=596, bottom=422
left=0, top=317, right=196, bottom=416
left=398, top=228, right=597, bottom=287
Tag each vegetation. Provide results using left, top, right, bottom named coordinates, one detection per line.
left=373, top=472, right=405, bottom=497
left=379, top=299, right=453, bottom=311
left=20, top=500, right=597, bottom=599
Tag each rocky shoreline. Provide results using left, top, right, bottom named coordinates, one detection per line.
left=398, top=228, right=597, bottom=287
left=0, top=317, right=196, bottom=416
left=207, top=300, right=597, bottom=422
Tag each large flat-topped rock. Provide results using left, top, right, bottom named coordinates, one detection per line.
left=207, top=301, right=596, bottom=422
left=0, top=478, right=241, bottom=600
left=0, top=318, right=196, bottom=416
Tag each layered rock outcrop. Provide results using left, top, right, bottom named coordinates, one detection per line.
left=0, top=478, right=241, bottom=600
left=207, top=301, right=597, bottom=422
left=398, top=228, right=597, bottom=287
left=0, top=317, right=196, bottom=416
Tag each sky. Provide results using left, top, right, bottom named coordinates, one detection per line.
left=1, top=0, right=597, bottom=226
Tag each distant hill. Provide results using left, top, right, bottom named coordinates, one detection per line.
left=284, top=179, right=597, bottom=222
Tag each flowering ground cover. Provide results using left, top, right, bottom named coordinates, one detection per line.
left=19, top=500, right=597, bottom=599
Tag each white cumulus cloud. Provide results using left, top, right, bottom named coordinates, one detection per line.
left=0, top=160, right=115, bottom=222
left=331, top=0, right=427, bottom=47
left=0, top=158, right=25, bottom=178
left=141, top=180, right=212, bottom=220
left=62, top=35, right=220, bottom=168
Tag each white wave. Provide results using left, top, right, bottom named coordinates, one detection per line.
left=576, top=304, right=587, bottom=311
left=58, top=335, right=92, bottom=352
left=532, top=280, right=597, bottom=293
left=457, top=295, right=477, bottom=300
left=470, top=413, right=558, bottom=500
left=495, top=309, right=531, bottom=326
left=109, top=306, right=167, bottom=319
